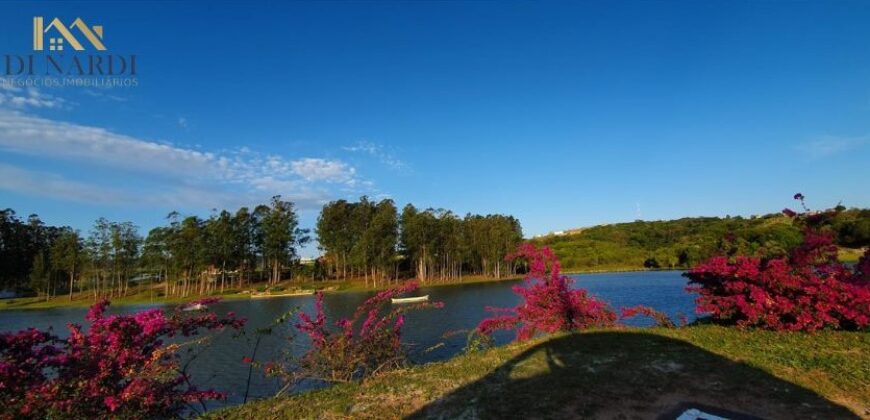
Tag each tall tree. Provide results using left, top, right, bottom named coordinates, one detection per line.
left=86, top=217, right=113, bottom=299
left=258, top=196, right=308, bottom=284
left=364, top=199, right=398, bottom=286
left=28, top=251, right=51, bottom=300
left=233, top=207, right=259, bottom=287
left=206, top=210, right=236, bottom=292
left=316, top=200, right=354, bottom=280
left=141, top=226, right=172, bottom=296
left=110, top=222, right=141, bottom=297
left=50, top=228, right=83, bottom=301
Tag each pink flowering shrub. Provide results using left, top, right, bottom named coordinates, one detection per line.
left=0, top=299, right=245, bottom=418
left=280, top=282, right=443, bottom=383
left=476, top=243, right=617, bottom=341
left=685, top=196, right=870, bottom=332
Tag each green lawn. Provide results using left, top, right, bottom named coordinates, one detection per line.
left=211, top=326, right=870, bottom=419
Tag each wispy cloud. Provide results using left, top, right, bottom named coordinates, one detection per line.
left=0, top=163, right=319, bottom=209
left=83, top=89, right=128, bottom=102
left=291, top=158, right=357, bottom=183
left=0, top=84, right=66, bottom=109
left=0, top=110, right=370, bottom=210
left=0, top=163, right=135, bottom=205
left=343, top=140, right=408, bottom=172
left=797, top=135, right=868, bottom=158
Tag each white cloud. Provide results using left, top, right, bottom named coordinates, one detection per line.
left=0, top=84, right=66, bottom=109
left=0, top=111, right=216, bottom=178
left=0, top=163, right=134, bottom=204
left=797, top=135, right=867, bottom=158
left=0, top=110, right=368, bottom=210
left=83, top=89, right=128, bottom=102
left=343, top=140, right=408, bottom=172
left=291, top=158, right=356, bottom=182
left=0, top=163, right=323, bottom=210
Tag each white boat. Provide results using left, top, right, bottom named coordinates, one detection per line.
left=391, top=295, right=429, bottom=304
left=250, top=290, right=315, bottom=299
left=182, top=303, right=205, bottom=311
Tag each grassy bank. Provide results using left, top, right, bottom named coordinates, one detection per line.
left=211, top=325, right=870, bottom=419
left=0, top=274, right=523, bottom=311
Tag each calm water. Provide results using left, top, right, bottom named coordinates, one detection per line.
left=0, top=270, right=696, bottom=408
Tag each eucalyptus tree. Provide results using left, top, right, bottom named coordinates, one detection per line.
left=258, top=196, right=309, bottom=284
left=28, top=251, right=51, bottom=300
left=435, top=210, right=464, bottom=281
left=169, top=215, right=206, bottom=296
left=142, top=226, right=172, bottom=295
left=233, top=207, right=259, bottom=286
left=206, top=209, right=237, bottom=292
left=50, top=228, right=83, bottom=300
left=399, top=204, right=427, bottom=282
left=86, top=217, right=113, bottom=298
left=363, top=199, right=398, bottom=285
left=316, top=200, right=354, bottom=279
left=110, top=221, right=141, bottom=296
left=349, top=197, right=376, bottom=283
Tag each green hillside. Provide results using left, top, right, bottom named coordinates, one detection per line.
left=534, top=208, right=870, bottom=272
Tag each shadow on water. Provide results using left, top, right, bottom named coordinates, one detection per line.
left=407, top=331, right=858, bottom=420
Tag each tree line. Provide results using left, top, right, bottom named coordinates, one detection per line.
left=0, top=196, right=523, bottom=300
left=0, top=196, right=308, bottom=300
left=11, top=196, right=861, bottom=301
left=316, top=198, right=524, bottom=286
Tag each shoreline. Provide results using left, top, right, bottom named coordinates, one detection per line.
left=0, top=267, right=680, bottom=312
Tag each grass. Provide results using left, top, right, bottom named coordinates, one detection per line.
left=0, top=289, right=219, bottom=310
left=0, top=274, right=522, bottom=311
left=840, top=247, right=867, bottom=263
left=210, top=325, right=870, bottom=419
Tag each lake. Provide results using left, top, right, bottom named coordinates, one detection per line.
left=0, top=270, right=697, bottom=408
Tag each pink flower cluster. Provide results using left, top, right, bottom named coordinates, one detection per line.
left=0, top=299, right=245, bottom=418
left=293, top=282, right=443, bottom=382
left=686, top=207, right=870, bottom=331
left=477, top=243, right=617, bottom=341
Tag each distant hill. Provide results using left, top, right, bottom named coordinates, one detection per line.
left=533, top=208, right=870, bottom=272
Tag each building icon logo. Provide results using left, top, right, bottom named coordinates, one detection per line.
left=33, top=17, right=106, bottom=51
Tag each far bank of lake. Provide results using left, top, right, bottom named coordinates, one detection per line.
left=0, top=267, right=687, bottom=312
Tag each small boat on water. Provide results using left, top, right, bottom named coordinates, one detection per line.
left=250, top=290, right=315, bottom=299
left=182, top=303, right=205, bottom=311
left=391, top=295, right=429, bottom=304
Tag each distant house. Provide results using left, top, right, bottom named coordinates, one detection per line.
left=0, top=290, right=19, bottom=299
left=299, top=257, right=316, bottom=266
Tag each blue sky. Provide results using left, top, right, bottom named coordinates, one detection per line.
left=1, top=1, right=869, bottom=256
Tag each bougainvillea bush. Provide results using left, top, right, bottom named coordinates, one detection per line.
left=257, top=282, right=443, bottom=385
left=476, top=243, right=617, bottom=341
left=685, top=196, right=870, bottom=332
left=0, top=298, right=245, bottom=419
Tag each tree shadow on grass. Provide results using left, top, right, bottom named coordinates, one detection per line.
left=407, top=331, right=858, bottom=419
